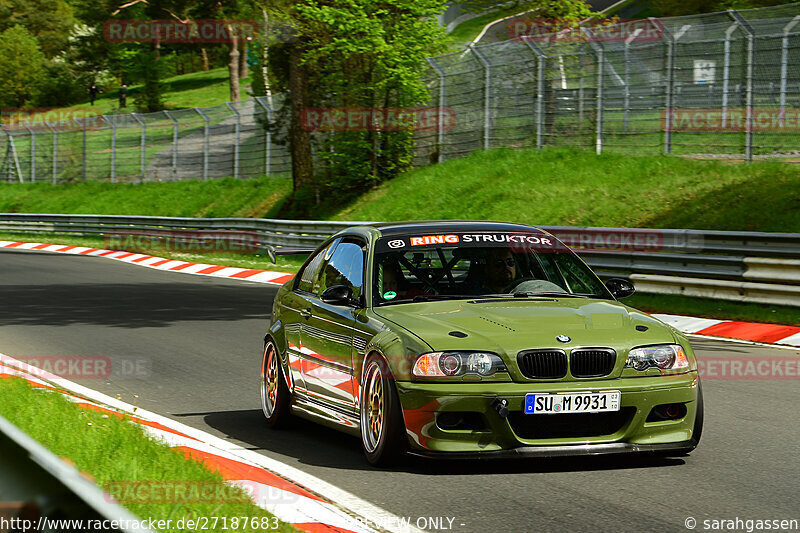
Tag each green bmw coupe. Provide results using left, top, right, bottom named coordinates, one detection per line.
left=261, top=221, right=703, bottom=466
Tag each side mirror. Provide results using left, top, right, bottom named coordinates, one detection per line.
left=321, top=284, right=356, bottom=306
left=605, top=278, right=635, bottom=299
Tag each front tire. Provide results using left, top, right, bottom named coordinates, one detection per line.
left=261, top=340, right=291, bottom=428
left=692, top=383, right=704, bottom=446
left=360, top=356, right=406, bottom=467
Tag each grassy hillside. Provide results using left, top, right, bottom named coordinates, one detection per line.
left=332, top=148, right=800, bottom=232
left=1, top=147, right=798, bottom=232
left=28, top=67, right=248, bottom=118
left=0, top=177, right=290, bottom=218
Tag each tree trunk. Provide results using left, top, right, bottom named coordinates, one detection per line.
left=240, top=40, right=248, bottom=79
left=288, top=43, right=313, bottom=192
left=201, top=47, right=209, bottom=71
left=227, top=26, right=240, bottom=103
left=262, top=9, right=272, bottom=107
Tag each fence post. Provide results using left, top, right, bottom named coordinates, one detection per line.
left=578, top=48, right=585, bottom=129
left=659, top=22, right=691, bottom=155
left=164, top=111, right=178, bottom=179
left=729, top=10, right=754, bottom=162
left=75, top=117, right=87, bottom=182
left=225, top=102, right=241, bottom=179
left=131, top=113, right=146, bottom=182
left=195, top=108, right=209, bottom=180
left=24, top=122, right=35, bottom=182
left=5, top=134, right=23, bottom=183
left=522, top=38, right=546, bottom=149
left=254, top=97, right=273, bottom=176
left=103, top=116, right=116, bottom=183
left=623, top=29, right=644, bottom=132
left=779, top=16, right=800, bottom=126
left=469, top=44, right=492, bottom=150
left=582, top=28, right=604, bottom=155
left=47, top=121, right=57, bottom=184
left=721, top=21, right=739, bottom=129
left=425, top=57, right=446, bottom=163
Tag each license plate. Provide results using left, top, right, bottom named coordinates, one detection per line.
left=525, top=391, right=621, bottom=415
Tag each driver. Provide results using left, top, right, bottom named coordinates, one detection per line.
left=463, top=247, right=517, bottom=294
left=484, top=247, right=517, bottom=293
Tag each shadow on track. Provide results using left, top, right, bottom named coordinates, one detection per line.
left=176, top=408, right=687, bottom=475
left=0, top=282, right=277, bottom=328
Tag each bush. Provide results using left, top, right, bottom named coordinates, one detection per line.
left=35, top=62, right=88, bottom=107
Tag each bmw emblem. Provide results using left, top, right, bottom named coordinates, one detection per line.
left=556, top=335, right=571, bottom=343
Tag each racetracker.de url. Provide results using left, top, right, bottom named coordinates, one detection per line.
left=685, top=517, right=799, bottom=532
left=0, top=516, right=282, bottom=531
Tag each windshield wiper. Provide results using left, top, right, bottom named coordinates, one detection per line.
left=376, top=294, right=477, bottom=306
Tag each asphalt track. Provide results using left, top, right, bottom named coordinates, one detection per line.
left=2, top=247, right=799, bottom=533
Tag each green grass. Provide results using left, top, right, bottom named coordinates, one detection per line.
left=0, top=177, right=291, bottom=218
left=444, top=6, right=528, bottom=49
left=331, top=146, right=800, bottom=233
left=0, top=377, right=296, bottom=533
left=42, top=68, right=250, bottom=117
left=622, top=293, right=800, bottom=328
left=3, top=145, right=799, bottom=233
left=2, top=146, right=799, bottom=324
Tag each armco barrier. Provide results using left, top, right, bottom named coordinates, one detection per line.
left=0, top=414, right=154, bottom=533
left=1, top=213, right=799, bottom=307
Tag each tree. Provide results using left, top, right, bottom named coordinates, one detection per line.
left=0, top=0, right=75, bottom=58
left=262, top=0, right=448, bottom=214
left=461, top=0, right=594, bottom=21
left=0, top=25, right=46, bottom=108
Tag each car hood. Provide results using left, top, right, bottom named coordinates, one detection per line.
left=373, top=297, right=678, bottom=355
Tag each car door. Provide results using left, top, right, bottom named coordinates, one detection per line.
left=300, top=238, right=366, bottom=415
left=280, top=240, right=335, bottom=396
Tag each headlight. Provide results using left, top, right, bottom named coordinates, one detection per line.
left=626, top=344, right=689, bottom=371
left=413, top=352, right=507, bottom=377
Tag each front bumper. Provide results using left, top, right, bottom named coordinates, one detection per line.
left=396, top=372, right=700, bottom=455
left=408, top=440, right=697, bottom=460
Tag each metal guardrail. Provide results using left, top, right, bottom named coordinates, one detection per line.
left=1, top=213, right=799, bottom=307
left=0, top=414, right=154, bottom=533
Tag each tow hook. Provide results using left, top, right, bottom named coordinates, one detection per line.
left=491, top=398, right=509, bottom=418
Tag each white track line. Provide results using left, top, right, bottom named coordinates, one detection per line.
left=0, top=354, right=423, bottom=533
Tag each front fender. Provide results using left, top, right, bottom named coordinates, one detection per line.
left=364, top=329, right=431, bottom=382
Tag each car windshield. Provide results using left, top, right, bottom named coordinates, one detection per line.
left=373, top=230, right=610, bottom=305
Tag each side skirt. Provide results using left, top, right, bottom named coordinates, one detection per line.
left=291, top=396, right=361, bottom=437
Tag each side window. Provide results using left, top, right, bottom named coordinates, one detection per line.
left=315, top=240, right=365, bottom=300
left=296, top=243, right=331, bottom=293
left=552, top=254, right=605, bottom=295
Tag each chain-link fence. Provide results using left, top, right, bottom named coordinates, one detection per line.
left=2, top=3, right=799, bottom=183
left=419, top=3, right=800, bottom=164
left=0, top=96, right=291, bottom=183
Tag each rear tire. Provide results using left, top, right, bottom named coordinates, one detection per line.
left=360, top=356, right=406, bottom=467
left=261, top=340, right=291, bottom=428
